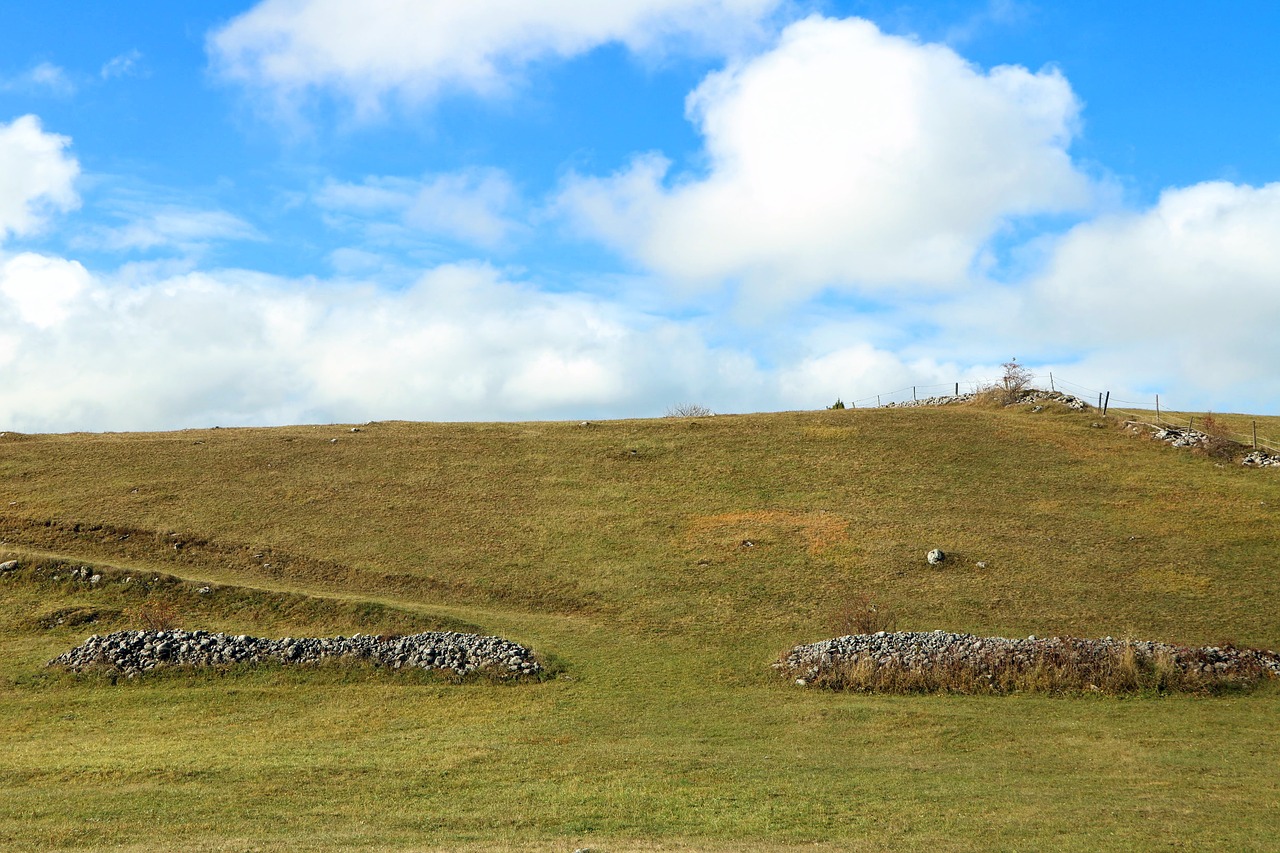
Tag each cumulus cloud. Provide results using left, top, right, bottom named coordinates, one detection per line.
left=208, top=0, right=782, bottom=114
left=0, top=114, right=80, bottom=240
left=560, top=15, right=1094, bottom=300
left=318, top=168, right=524, bottom=248
left=0, top=259, right=783, bottom=432
left=0, top=252, right=90, bottom=329
left=1015, top=180, right=1280, bottom=406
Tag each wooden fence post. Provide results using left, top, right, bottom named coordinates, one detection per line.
left=877, top=395, right=881, bottom=407
left=1103, top=392, right=1110, bottom=416
left=1254, top=421, right=1258, bottom=449
left=913, top=386, right=917, bottom=401
left=1156, top=394, right=1161, bottom=423
left=1098, top=392, right=1102, bottom=410
left=955, top=382, right=959, bottom=396
left=1050, top=372, right=1055, bottom=392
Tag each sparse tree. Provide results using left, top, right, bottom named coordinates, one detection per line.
left=998, top=358, right=1034, bottom=405
left=665, top=403, right=714, bottom=418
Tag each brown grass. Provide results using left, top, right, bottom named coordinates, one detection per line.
left=685, top=509, right=850, bottom=555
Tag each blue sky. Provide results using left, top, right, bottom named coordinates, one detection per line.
left=2, top=0, right=1278, bottom=431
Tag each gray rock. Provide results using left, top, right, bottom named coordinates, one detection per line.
left=0, top=560, right=17, bottom=573
left=926, top=548, right=945, bottom=565
left=778, top=631, right=1280, bottom=685
left=49, top=629, right=542, bottom=679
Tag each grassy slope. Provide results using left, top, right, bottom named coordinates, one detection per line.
left=2, top=404, right=1279, bottom=851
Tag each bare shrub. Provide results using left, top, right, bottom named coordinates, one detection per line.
left=996, top=358, right=1034, bottom=405
left=829, top=595, right=897, bottom=636
left=133, top=600, right=179, bottom=632
left=1197, top=413, right=1240, bottom=461
left=665, top=403, right=714, bottom=418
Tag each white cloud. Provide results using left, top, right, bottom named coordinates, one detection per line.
left=208, top=0, right=782, bottom=114
left=101, top=50, right=144, bottom=80
left=560, top=15, right=1093, bottom=300
left=0, top=114, right=80, bottom=240
left=1015, top=180, right=1280, bottom=406
left=0, top=259, right=776, bottom=432
left=318, top=168, right=524, bottom=248
left=1, top=63, right=77, bottom=96
left=0, top=252, right=90, bottom=329
left=83, top=205, right=259, bottom=253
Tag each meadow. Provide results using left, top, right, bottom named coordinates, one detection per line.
left=2, top=401, right=1279, bottom=851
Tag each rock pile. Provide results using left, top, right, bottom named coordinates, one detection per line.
left=1148, top=425, right=1280, bottom=467
left=1153, top=425, right=1212, bottom=449
left=779, top=630, right=1280, bottom=688
left=49, top=630, right=542, bottom=678
left=883, top=392, right=976, bottom=409
left=881, top=389, right=1088, bottom=410
left=1242, top=450, right=1280, bottom=468
left=1016, top=389, right=1089, bottom=410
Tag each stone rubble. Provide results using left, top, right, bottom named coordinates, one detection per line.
left=49, top=629, right=542, bottom=679
left=1146, top=425, right=1280, bottom=467
left=779, top=630, right=1280, bottom=685
left=1242, top=450, right=1280, bottom=468
left=1152, top=425, right=1211, bottom=449
left=882, top=389, right=1088, bottom=410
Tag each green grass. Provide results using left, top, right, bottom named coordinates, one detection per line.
left=3, top=402, right=1280, bottom=850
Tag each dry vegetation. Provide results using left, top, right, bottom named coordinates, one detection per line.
left=2, top=401, right=1280, bottom=850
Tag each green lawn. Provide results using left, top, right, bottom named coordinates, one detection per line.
left=3, top=402, right=1279, bottom=850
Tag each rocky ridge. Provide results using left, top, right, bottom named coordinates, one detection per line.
left=779, top=630, right=1280, bottom=688
left=49, top=629, right=542, bottom=678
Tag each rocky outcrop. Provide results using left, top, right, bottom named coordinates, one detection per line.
left=779, top=630, right=1280, bottom=689
left=50, top=629, right=542, bottom=679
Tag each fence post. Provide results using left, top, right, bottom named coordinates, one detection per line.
left=1098, top=392, right=1102, bottom=410
left=1050, top=372, right=1055, bottom=392
left=955, top=382, right=959, bottom=396
left=1103, top=391, right=1110, bottom=416
left=877, top=395, right=881, bottom=407
left=1156, top=394, right=1160, bottom=423
left=1254, top=421, right=1258, bottom=449
left=913, top=386, right=917, bottom=401
left=1189, top=416, right=1194, bottom=430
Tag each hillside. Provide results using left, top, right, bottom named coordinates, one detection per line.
left=3, top=402, right=1279, bottom=850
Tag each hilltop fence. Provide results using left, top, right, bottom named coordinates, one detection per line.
left=843, top=373, right=1279, bottom=454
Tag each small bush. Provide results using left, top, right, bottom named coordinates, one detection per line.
left=133, top=600, right=180, bottom=631
left=665, top=403, right=714, bottom=418
left=994, top=359, right=1034, bottom=405
left=1197, top=413, right=1240, bottom=461
left=828, top=399, right=846, bottom=410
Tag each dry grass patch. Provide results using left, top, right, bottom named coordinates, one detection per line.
left=685, top=509, right=850, bottom=556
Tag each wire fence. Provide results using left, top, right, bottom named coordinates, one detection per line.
left=843, top=372, right=1278, bottom=454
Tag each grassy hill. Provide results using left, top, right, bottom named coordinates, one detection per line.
left=2, top=402, right=1279, bottom=851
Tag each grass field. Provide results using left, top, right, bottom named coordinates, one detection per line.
left=3, top=401, right=1279, bottom=851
